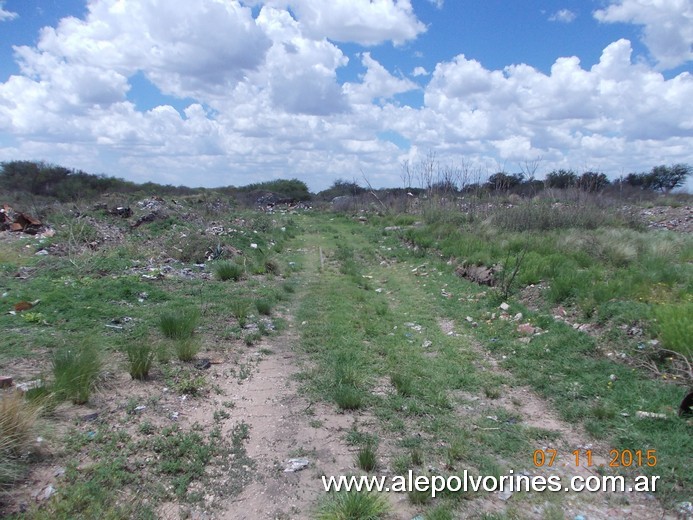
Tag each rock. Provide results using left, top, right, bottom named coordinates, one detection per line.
left=81, top=412, right=99, bottom=422
left=36, top=485, right=55, bottom=501
left=517, top=323, right=536, bottom=335
left=499, top=302, right=510, bottom=311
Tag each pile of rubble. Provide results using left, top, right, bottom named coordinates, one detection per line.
left=638, top=205, right=692, bottom=233
left=0, top=204, right=46, bottom=235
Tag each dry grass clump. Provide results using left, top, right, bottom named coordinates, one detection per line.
left=1, top=391, right=42, bottom=487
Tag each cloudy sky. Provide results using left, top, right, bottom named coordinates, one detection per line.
left=0, top=0, right=692, bottom=191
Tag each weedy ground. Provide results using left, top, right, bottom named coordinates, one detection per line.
left=0, top=194, right=691, bottom=519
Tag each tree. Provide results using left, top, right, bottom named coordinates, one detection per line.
left=545, top=169, right=577, bottom=189
left=646, top=164, right=691, bottom=192
left=486, top=172, right=523, bottom=191
left=577, top=171, right=610, bottom=192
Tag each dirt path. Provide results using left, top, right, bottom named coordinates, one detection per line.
left=214, top=316, right=355, bottom=519
left=181, top=227, right=676, bottom=519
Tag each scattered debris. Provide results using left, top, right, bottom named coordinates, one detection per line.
left=635, top=411, right=667, bottom=420
left=195, top=359, right=212, bottom=370
left=15, top=380, right=43, bottom=393
left=1, top=204, right=46, bottom=235
left=13, top=300, right=40, bottom=312
left=283, top=458, right=310, bottom=473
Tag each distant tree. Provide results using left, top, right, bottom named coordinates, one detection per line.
left=241, top=178, right=311, bottom=201
left=577, top=171, right=610, bottom=192
left=486, top=172, right=523, bottom=191
left=623, top=164, right=691, bottom=192
left=646, top=164, right=691, bottom=192
left=545, top=169, right=577, bottom=189
left=624, top=172, right=647, bottom=188
left=317, top=179, right=366, bottom=200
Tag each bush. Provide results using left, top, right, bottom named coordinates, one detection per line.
left=52, top=342, right=102, bottom=404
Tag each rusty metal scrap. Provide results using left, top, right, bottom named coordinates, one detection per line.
left=1, top=204, right=44, bottom=234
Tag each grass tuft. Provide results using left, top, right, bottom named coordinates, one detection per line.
left=334, top=385, right=363, bottom=410
left=230, top=300, right=250, bottom=328
left=159, top=309, right=200, bottom=340
left=653, top=303, right=693, bottom=357
left=1, top=392, right=41, bottom=487
left=213, top=260, right=243, bottom=281
left=174, top=338, right=200, bottom=362
left=255, top=298, right=273, bottom=316
left=125, top=343, right=155, bottom=380
left=52, top=341, right=102, bottom=405
left=316, top=491, right=390, bottom=520
left=356, top=443, right=378, bottom=472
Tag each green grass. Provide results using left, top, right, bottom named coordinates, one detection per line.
left=316, top=491, right=390, bottom=520
left=230, top=300, right=250, bottom=328
left=52, top=340, right=102, bottom=405
left=158, top=308, right=199, bottom=340
left=356, top=443, right=378, bottom=472
left=174, top=338, right=200, bottom=362
left=125, top=343, right=155, bottom=380
left=212, top=260, right=243, bottom=281
left=255, top=298, right=273, bottom=316
left=653, top=303, right=693, bottom=356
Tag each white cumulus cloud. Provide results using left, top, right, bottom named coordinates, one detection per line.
left=0, top=0, right=692, bottom=190
left=252, top=0, right=426, bottom=45
left=594, top=0, right=693, bottom=69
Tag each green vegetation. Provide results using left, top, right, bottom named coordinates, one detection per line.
left=125, top=344, right=154, bottom=380
left=356, top=442, right=378, bottom=472
left=1, top=171, right=690, bottom=518
left=316, top=491, right=390, bottom=520
left=213, top=260, right=243, bottom=281
left=158, top=309, right=199, bottom=340
left=52, top=341, right=102, bottom=405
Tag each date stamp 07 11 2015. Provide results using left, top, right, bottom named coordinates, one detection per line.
left=533, top=448, right=658, bottom=468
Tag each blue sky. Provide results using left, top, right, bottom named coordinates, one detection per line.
left=0, top=0, right=691, bottom=190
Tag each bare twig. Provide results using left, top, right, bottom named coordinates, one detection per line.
left=360, top=169, right=387, bottom=213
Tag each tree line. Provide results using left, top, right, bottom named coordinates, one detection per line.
left=1, top=159, right=690, bottom=204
